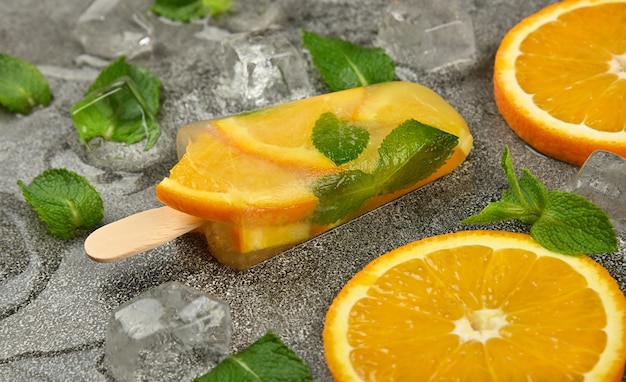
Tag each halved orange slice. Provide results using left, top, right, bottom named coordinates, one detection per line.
left=324, top=230, right=626, bottom=381
left=494, top=0, right=626, bottom=166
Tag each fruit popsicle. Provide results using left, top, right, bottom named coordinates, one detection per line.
left=156, top=81, right=473, bottom=270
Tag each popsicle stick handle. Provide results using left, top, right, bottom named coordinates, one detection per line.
left=85, top=207, right=205, bottom=263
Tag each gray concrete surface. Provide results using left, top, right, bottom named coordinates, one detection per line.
left=1, top=0, right=624, bottom=381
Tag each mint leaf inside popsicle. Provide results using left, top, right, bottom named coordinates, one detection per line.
left=375, top=119, right=458, bottom=194
left=312, top=112, right=370, bottom=165
left=312, top=119, right=458, bottom=225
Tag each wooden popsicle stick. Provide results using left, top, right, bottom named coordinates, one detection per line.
left=85, top=206, right=206, bottom=263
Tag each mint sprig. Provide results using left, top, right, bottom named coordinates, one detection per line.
left=17, top=168, right=104, bottom=240
left=312, top=120, right=458, bottom=225
left=194, top=331, right=312, bottom=382
left=150, top=0, right=233, bottom=22
left=70, top=56, right=161, bottom=151
left=302, top=30, right=395, bottom=92
left=0, top=53, right=51, bottom=114
left=463, top=146, right=618, bottom=255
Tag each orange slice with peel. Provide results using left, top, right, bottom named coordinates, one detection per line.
left=324, top=230, right=626, bottom=381
left=214, top=87, right=364, bottom=170
left=156, top=130, right=318, bottom=226
left=494, top=0, right=626, bottom=166
left=215, top=81, right=473, bottom=172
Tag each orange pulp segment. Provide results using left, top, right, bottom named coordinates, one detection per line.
left=324, top=231, right=626, bottom=381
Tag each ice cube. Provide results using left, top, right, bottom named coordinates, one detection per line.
left=376, top=0, right=476, bottom=71
left=105, top=282, right=231, bottom=381
left=566, top=150, right=626, bottom=233
left=218, top=29, right=313, bottom=108
left=73, top=0, right=153, bottom=59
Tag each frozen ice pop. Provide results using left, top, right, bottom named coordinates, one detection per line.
left=156, top=81, right=473, bottom=269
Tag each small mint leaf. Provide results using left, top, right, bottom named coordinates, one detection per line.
left=375, top=119, right=458, bottom=194
left=87, top=56, right=160, bottom=116
left=0, top=53, right=51, bottom=114
left=71, top=57, right=161, bottom=150
left=151, top=0, right=205, bottom=22
left=301, top=29, right=395, bottom=91
left=194, top=331, right=312, bottom=382
left=17, top=168, right=104, bottom=240
left=464, top=147, right=547, bottom=226
left=312, top=170, right=376, bottom=225
left=516, top=168, right=548, bottom=222
left=204, top=0, right=233, bottom=16
left=312, top=112, right=370, bottom=165
left=531, top=191, right=618, bottom=255
left=461, top=200, right=528, bottom=224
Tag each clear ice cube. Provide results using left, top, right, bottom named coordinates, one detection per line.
left=566, top=150, right=626, bottom=234
left=217, top=29, right=313, bottom=108
left=73, top=0, right=153, bottom=59
left=376, top=0, right=476, bottom=71
left=105, top=282, right=231, bottom=381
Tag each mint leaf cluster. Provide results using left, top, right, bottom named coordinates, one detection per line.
left=312, top=119, right=458, bottom=225
left=150, top=0, right=233, bottom=22
left=302, top=30, right=395, bottom=92
left=194, top=331, right=312, bottom=382
left=70, top=56, right=161, bottom=151
left=463, top=146, right=618, bottom=255
left=0, top=53, right=51, bottom=114
left=17, top=169, right=104, bottom=240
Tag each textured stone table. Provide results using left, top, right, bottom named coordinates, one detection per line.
left=1, top=0, right=624, bottom=381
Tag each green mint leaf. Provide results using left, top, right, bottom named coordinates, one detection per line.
left=301, top=29, right=395, bottom=92
left=375, top=119, right=458, bottom=194
left=500, top=146, right=548, bottom=222
left=194, top=331, right=312, bottom=382
left=311, top=119, right=457, bottom=225
left=514, top=169, right=548, bottom=224
left=531, top=191, right=618, bottom=255
left=463, top=146, right=618, bottom=255
left=312, top=112, right=370, bottom=165
left=204, top=0, right=233, bottom=16
left=70, top=56, right=161, bottom=151
left=0, top=53, right=51, bottom=114
left=465, top=147, right=548, bottom=225
left=461, top=200, right=529, bottom=224
left=312, top=170, right=376, bottom=225
left=151, top=0, right=232, bottom=21
left=151, top=0, right=208, bottom=22
left=17, top=168, right=104, bottom=240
